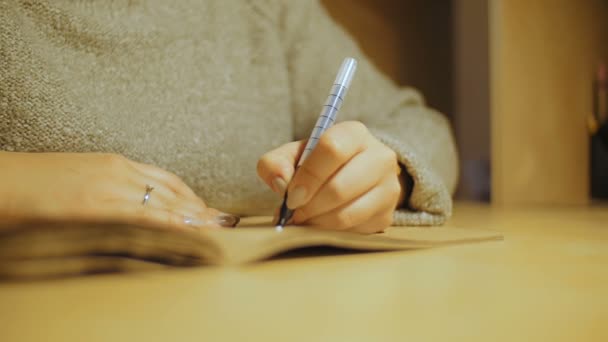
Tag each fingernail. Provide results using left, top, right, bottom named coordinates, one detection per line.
left=183, top=216, right=211, bottom=228
left=272, top=177, right=288, bottom=195
left=287, top=186, right=307, bottom=209
left=214, top=214, right=240, bottom=228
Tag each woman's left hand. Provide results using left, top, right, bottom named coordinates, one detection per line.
left=257, top=121, right=406, bottom=233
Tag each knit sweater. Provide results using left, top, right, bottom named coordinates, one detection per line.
left=0, top=0, right=458, bottom=225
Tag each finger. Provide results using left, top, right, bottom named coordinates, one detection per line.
left=110, top=204, right=214, bottom=231
left=347, top=211, right=394, bottom=234
left=114, top=182, right=231, bottom=229
left=124, top=161, right=236, bottom=225
left=124, top=179, right=210, bottom=222
left=91, top=184, right=200, bottom=231
left=86, top=155, right=237, bottom=229
left=301, top=174, right=401, bottom=230
left=140, top=187, right=239, bottom=228
left=287, top=121, right=370, bottom=209
left=257, top=141, right=305, bottom=194
left=202, top=207, right=240, bottom=228
left=292, top=143, right=397, bottom=222
left=128, top=160, right=205, bottom=205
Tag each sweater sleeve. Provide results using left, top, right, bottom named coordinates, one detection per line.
left=276, top=0, right=459, bottom=226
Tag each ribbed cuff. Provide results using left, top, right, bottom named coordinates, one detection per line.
left=369, top=128, right=453, bottom=226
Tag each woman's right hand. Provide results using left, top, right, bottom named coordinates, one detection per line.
left=0, top=152, right=238, bottom=230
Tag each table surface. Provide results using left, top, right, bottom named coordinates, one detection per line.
left=1, top=203, right=607, bottom=342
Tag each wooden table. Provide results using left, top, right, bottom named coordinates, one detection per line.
left=1, top=203, right=607, bottom=341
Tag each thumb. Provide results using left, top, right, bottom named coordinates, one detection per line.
left=257, top=140, right=306, bottom=195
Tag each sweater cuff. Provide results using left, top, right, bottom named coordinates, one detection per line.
left=369, top=129, right=453, bottom=226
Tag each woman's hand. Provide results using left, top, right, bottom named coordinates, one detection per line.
left=257, top=121, right=406, bottom=233
left=0, top=152, right=238, bottom=230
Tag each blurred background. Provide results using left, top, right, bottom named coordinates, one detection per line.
left=322, top=0, right=608, bottom=205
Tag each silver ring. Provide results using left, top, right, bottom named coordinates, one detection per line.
left=142, top=184, right=154, bottom=205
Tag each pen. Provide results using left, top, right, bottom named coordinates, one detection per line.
left=276, top=57, right=358, bottom=231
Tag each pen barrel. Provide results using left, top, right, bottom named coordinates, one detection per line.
left=297, top=84, right=349, bottom=165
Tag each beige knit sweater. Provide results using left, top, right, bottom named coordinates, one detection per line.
left=0, top=0, right=458, bottom=225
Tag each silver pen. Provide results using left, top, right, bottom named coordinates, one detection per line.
left=276, top=57, right=358, bottom=231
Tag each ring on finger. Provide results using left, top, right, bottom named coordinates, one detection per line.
left=142, top=184, right=155, bottom=205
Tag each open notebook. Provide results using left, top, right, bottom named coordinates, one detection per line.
left=0, top=217, right=502, bottom=280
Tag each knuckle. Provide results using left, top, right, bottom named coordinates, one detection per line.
left=165, top=172, right=185, bottom=191
left=256, top=154, right=273, bottom=175
left=165, top=211, right=183, bottom=227
left=326, top=180, right=348, bottom=202
left=296, top=163, right=325, bottom=185
left=389, top=177, right=402, bottom=198
left=317, top=134, right=345, bottom=160
left=381, top=212, right=394, bottom=227
left=393, top=179, right=404, bottom=202
left=346, top=120, right=368, bottom=135
left=298, top=163, right=325, bottom=184
left=381, top=145, right=397, bottom=164
left=144, top=208, right=181, bottom=228
left=372, top=143, right=395, bottom=166
left=102, top=154, right=130, bottom=177
left=102, top=153, right=126, bottom=167
left=335, top=211, right=356, bottom=229
left=83, top=180, right=121, bottom=210
left=295, top=206, right=309, bottom=221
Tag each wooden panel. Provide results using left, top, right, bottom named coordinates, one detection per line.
left=490, top=0, right=608, bottom=205
left=452, top=0, right=491, bottom=201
